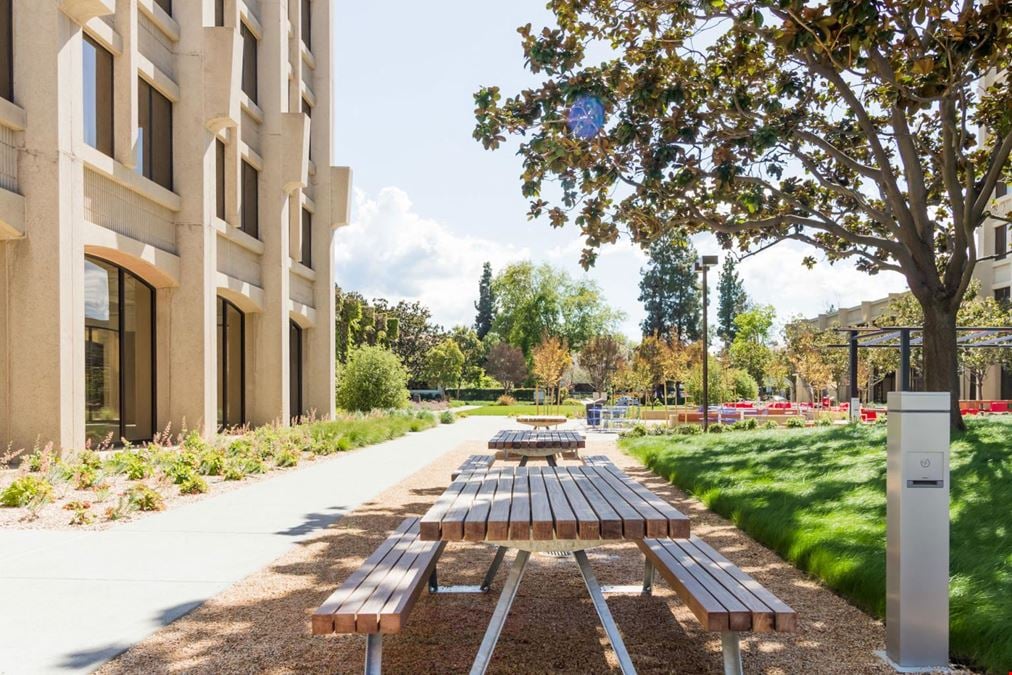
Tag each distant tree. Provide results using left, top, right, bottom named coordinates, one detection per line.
left=474, top=262, right=495, bottom=340
left=531, top=336, right=573, bottom=406
left=636, top=335, right=669, bottom=402
left=336, top=345, right=409, bottom=412
left=485, top=343, right=527, bottom=394
left=335, top=290, right=363, bottom=363
left=425, top=339, right=466, bottom=397
left=717, top=258, right=749, bottom=348
left=579, top=335, right=625, bottom=396
left=728, top=305, right=777, bottom=387
left=449, top=325, right=486, bottom=386
left=783, top=321, right=847, bottom=404
left=372, top=299, right=445, bottom=387
left=614, top=356, right=654, bottom=404
left=638, top=236, right=701, bottom=343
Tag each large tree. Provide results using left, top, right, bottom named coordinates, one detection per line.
left=474, top=262, right=495, bottom=340
left=474, top=1, right=1012, bottom=428
left=638, top=234, right=702, bottom=342
left=728, top=305, right=777, bottom=387
left=579, top=334, right=626, bottom=395
left=485, top=343, right=528, bottom=394
left=717, top=258, right=749, bottom=347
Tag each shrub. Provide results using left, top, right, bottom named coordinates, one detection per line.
left=274, top=447, right=300, bottom=468
left=1, top=475, right=54, bottom=507
left=762, top=420, right=779, bottom=430
left=707, top=423, right=725, bottom=433
left=222, top=459, right=247, bottom=481
left=815, top=416, right=834, bottom=427
left=197, top=449, right=226, bottom=476
left=336, top=345, right=409, bottom=411
left=107, top=450, right=152, bottom=480
left=496, top=394, right=517, bottom=406
left=72, top=463, right=100, bottom=490
left=676, top=424, right=703, bottom=435
left=126, top=484, right=164, bottom=511
left=76, top=450, right=102, bottom=470
left=439, top=411, right=455, bottom=424
left=727, top=368, right=760, bottom=401
left=64, top=500, right=94, bottom=526
left=623, top=424, right=648, bottom=438
left=785, top=416, right=806, bottom=428
left=562, top=398, right=582, bottom=406
left=181, top=431, right=210, bottom=454
left=178, top=474, right=208, bottom=495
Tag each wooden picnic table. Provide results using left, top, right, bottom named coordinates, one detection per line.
left=514, top=415, right=567, bottom=429
left=420, top=463, right=690, bottom=674
left=487, top=430, right=585, bottom=465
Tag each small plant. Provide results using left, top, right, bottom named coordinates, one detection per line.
left=439, top=411, right=455, bottom=425
left=1, top=475, right=55, bottom=507
left=76, top=450, right=102, bottom=469
left=197, top=448, right=226, bottom=476
left=25, top=442, right=56, bottom=473
left=107, top=450, right=152, bottom=480
left=274, top=447, right=300, bottom=468
left=496, top=394, right=517, bottom=406
left=72, top=463, right=100, bottom=490
left=181, top=430, right=210, bottom=454
left=815, top=416, right=834, bottom=427
left=177, top=474, right=208, bottom=495
left=125, top=484, right=165, bottom=512
left=676, top=424, right=703, bottom=435
left=623, top=423, right=648, bottom=438
left=93, top=483, right=112, bottom=503
left=222, top=459, right=247, bottom=481
left=64, top=500, right=94, bottom=526
left=104, top=495, right=135, bottom=521
left=762, top=420, right=780, bottom=430
left=785, top=417, right=806, bottom=428
left=707, top=423, right=725, bottom=433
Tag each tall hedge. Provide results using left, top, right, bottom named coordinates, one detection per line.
left=337, top=345, right=409, bottom=411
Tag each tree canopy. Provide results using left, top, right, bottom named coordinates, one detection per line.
left=474, top=261, right=495, bottom=340
left=638, top=234, right=702, bottom=342
left=474, top=0, right=1012, bottom=426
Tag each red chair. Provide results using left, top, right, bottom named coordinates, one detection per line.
left=990, top=401, right=1008, bottom=414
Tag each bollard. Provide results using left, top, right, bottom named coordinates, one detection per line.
left=884, top=392, right=950, bottom=670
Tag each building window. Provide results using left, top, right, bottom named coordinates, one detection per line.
left=215, top=139, right=226, bottom=221
left=154, top=0, right=171, bottom=15
left=290, top=321, right=303, bottom=420
left=214, top=0, right=225, bottom=26
left=137, top=78, right=173, bottom=190
left=996, top=224, right=1007, bottom=261
left=996, top=286, right=1011, bottom=310
left=998, top=182, right=1008, bottom=199
left=0, top=0, right=11, bottom=102
left=241, top=22, right=257, bottom=103
left=1003, top=365, right=1011, bottom=400
left=301, top=208, right=312, bottom=268
left=241, top=160, right=258, bottom=238
left=217, top=298, right=245, bottom=428
left=83, top=35, right=114, bottom=156
left=302, top=97, right=312, bottom=161
left=85, top=256, right=156, bottom=446
left=301, top=0, right=311, bottom=50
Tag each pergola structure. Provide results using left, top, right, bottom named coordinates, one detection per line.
left=834, top=327, right=1012, bottom=395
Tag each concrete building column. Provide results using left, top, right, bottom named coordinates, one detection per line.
left=1, top=4, right=87, bottom=451
left=250, top=0, right=291, bottom=426
left=164, top=1, right=219, bottom=437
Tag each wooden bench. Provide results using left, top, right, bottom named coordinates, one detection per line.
left=312, top=517, right=445, bottom=674
left=582, top=454, right=615, bottom=467
left=637, top=535, right=797, bottom=675
left=451, top=454, right=495, bottom=480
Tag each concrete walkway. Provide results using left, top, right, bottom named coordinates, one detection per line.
left=0, top=416, right=508, bottom=675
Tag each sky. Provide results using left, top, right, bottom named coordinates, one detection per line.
left=329, top=1, right=910, bottom=342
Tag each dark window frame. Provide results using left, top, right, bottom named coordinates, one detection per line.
left=215, top=138, right=226, bottom=221
left=995, top=224, right=1007, bottom=261
left=83, top=34, right=114, bottom=156
left=301, top=207, right=312, bottom=268
left=241, top=160, right=259, bottom=239
left=84, top=255, right=157, bottom=446
left=240, top=22, right=258, bottom=103
left=302, top=97, right=312, bottom=161
left=137, top=78, right=173, bottom=190
left=0, top=0, right=13, bottom=102
left=218, top=297, right=246, bottom=429
left=290, top=320, right=303, bottom=420
left=214, top=0, right=225, bottom=26
left=301, top=0, right=311, bottom=50
left=154, top=0, right=172, bottom=16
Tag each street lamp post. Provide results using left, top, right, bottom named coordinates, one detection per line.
left=695, top=255, right=719, bottom=431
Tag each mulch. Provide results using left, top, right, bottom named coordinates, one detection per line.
left=97, top=437, right=923, bottom=674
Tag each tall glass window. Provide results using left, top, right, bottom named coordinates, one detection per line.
left=83, top=35, right=114, bottom=156
left=290, top=321, right=303, bottom=420
left=301, top=0, right=311, bottom=50
left=0, top=0, right=11, bottom=102
left=995, top=224, right=1007, bottom=261
left=217, top=298, right=245, bottom=428
left=214, top=0, right=225, bottom=26
left=1003, top=366, right=1011, bottom=400
left=241, top=23, right=257, bottom=103
left=85, top=257, right=155, bottom=446
left=302, top=97, right=312, bottom=161
left=137, top=78, right=173, bottom=190
left=215, top=138, right=226, bottom=221
left=241, top=160, right=258, bottom=238
left=301, top=208, right=312, bottom=268
left=154, top=0, right=171, bottom=15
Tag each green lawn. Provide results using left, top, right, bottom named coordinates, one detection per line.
left=621, top=418, right=1012, bottom=674
left=458, top=404, right=585, bottom=418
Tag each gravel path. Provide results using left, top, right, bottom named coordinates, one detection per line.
left=97, top=436, right=912, bottom=674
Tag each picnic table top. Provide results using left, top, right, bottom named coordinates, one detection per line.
left=419, top=464, right=690, bottom=546
left=488, top=430, right=585, bottom=450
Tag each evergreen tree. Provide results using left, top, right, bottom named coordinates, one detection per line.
left=637, top=236, right=701, bottom=343
left=716, top=257, right=748, bottom=347
left=474, top=262, right=495, bottom=340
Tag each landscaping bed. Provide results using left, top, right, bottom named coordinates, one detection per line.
left=621, top=417, right=1012, bottom=673
left=0, top=409, right=445, bottom=531
left=458, top=403, right=585, bottom=418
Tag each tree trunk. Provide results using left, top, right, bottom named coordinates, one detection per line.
left=921, top=299, right=964, bottom=430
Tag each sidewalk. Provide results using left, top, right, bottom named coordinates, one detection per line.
left=0, top=416, right=507, bottom=675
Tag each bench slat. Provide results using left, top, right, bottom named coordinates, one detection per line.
left=688, top=535, right=796, bottom=632
left=656, top=538, right=752, bottom=631
left=333, top=528, right=421, bottom=633
left=638, top=538, right=729, bottom=631
left=586, top=464, right=668, bottom=537
left=311, top=518, right=417, bottom=634
left=377, top=536, right=446, bottom=634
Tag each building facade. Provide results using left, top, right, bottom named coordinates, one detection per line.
left=0, top=0, right=351, bottom=451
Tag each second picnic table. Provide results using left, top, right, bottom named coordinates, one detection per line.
left=487, top=429, right=585, bottom=465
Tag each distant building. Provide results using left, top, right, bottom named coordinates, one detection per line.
left=0, top=1, right=352, bottom=450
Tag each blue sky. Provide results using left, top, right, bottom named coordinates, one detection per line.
left=330, top=1, right=909, bottom=340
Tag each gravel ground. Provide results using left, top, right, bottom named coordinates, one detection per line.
left=97, top=436, right=950, bottom=674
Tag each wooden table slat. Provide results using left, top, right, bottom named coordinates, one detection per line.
left=508, top=467, right=531, bottom=540
left=486, top=470, right=514, bottom=540
left=595, top=461, right=690, bottom=537
left=566, top=467, right=622, bottom=539
left=419, top=475, right=469, bottom=540
left=542, top=468, right=578, bottom=540
left=586, top=465, right=668, bottom=538
left=528, top=467, right=554, bottom=540
left=553, top=466, right=600, bottom=539
left=577, top=466, right=645, bottom=539
left=464, top=471, right=501, bottom=542
left=441, top=472, right=484, bottom=540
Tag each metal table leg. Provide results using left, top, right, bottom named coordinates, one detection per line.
left=546, top=454, right=558, bottom=467
left=469, top=549, right=530, bottom=675
left=430, top=546, right=508, bottom=594
left=480, top=546, right=507, bottom=591
left=573, top=550, right=637, bottom=674
left=364, top=634, right=382, bottom=675
left=601, top=556, right=654, bottom=595
left=721, top=632, right=743, bottom=675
